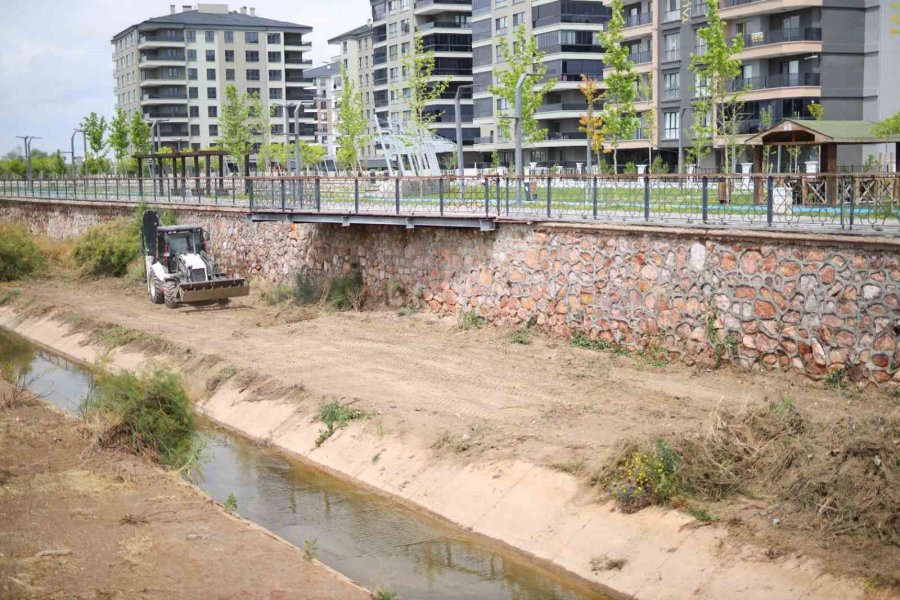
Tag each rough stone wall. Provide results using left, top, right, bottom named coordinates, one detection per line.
left=2, top=198, right=898, bottom=388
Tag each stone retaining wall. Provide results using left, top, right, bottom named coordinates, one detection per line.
left=2, top=197, right=898, bottom=388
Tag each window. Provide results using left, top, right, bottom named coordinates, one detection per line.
left=245, top=32, right=258, bottom=44
left=205, top=31, right=215, bottom=42
left=389, top=66, right=398, bottom=81
left=513, top=12, right=525, bottom=27
left=191, top=124, right=200, bottom=136
left=209, top=124, right=218, bottom=136
left=267, top=32, right=281, bottom=44
left=188, top=68, right=198, bottom=80
left=664, top=0, right=681, bottom=22
left=268, top=69, right=282, bottom=81
left=246, top=69, right=260, bottom=80
left=388, top=23, right=397, bottom=37
left=389, top=45, right=398, bottom=60
left=495, top=16, right=508, bottom=33
left=189, top=86, right=198, bottom=98
left=694, top=28, right=707, bottom=56
left=663, top=71, right=679, bottom=100
left=269, top=87, right=282, bottom=99
left=400, top=0, right=409, bottom=9
left=664, top=33, right=679, bottom=62
left=225, top=50, right=234, bottom=62
left=400, top=19, right=409, bottom=34
left=247, top=87, right=260, bottom=98
left=401, top=42, right=409, bottom=55
left=186, top=30, right=196, bottom=42
left=267, top=51, right=281, bottom=63
left=205, top=50, right=215, bottom=61
left=208, top=106, right=217, bottom=117
left=207, top=87, right=217, bottom=99
left=664, top=110, right=680, bottom=139
left=189, top=106, right=199, bottom=117
left=224, top=31, right=233, bottom=43
left=187, top=49, right=197, bottom=61
left=246, top=50, right=259, bottom=63
left=206, top=68, right=216, bottom=80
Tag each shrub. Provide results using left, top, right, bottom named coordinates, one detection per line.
left=73, top=218, right=140, bottom=277
left=598, top=439, right=681, bottom=511
left=0, top=223, right=43, bottom=281
left=458, top=310, right=486, bottom=330
left=83, top=367, right=200, bottom=471
left=261, top=283, right=294, bottom=305
left=290, top=267, right=365, bottom=311
left=315, top=400, right=364, bottom=447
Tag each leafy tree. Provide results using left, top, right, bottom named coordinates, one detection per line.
left=490, top=24, right=556, bottom=149
left=689, top=0, right=744, bottom=172
left=298, top=141, right=326, bottom=173
left=873, top=110, right=900, bottom=138
left=400, top=34, right=449, bottom=146
left=599, top=0, right=639, bottom=173
left=80, top=112, right=108, bottom=163
left=218, top=83, right=253, bottom=173
left=577, top=75, right=604, bottom=173
left=759, top=105, right=774, bottom=173
left=335, top=62, right=371, bottom=172
left=109, top=106, right=130, bottom=174
left=257, top=143, right=286, bottom=173
left=130, top=112, right=152, bottom=155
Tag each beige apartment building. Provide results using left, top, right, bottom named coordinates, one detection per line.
left=112, top=3, right=315, bottom=155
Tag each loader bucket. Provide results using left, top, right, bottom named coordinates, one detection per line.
left=178, top=278, right=250, bottom=303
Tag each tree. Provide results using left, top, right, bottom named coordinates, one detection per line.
left=689, top=0, right=744, bottom=172
left=577, top=75, right=605, bottom=174
left=81, top=112, right=108, bottom=160
left=130, top=112, right=151, bottom=155
left=873, top=110, right=900, bottom=138
left=298, top=141, right=326, bottom=173
left=108, top=106, right=130, bottom=174
left=490, top=24, right=557, bottom=151
left=400, top=34, right=449, bottom=145
left=335, top=62, right=371, bottom=172
left=218, top=84, right=253, bottom=173
left=639, top=74, right=657, bottom=172
left=807, top=101, right=825, bottom=167
left=599, top=0, right=639, bottom=173
left=759, top=105, right=774, bottom=173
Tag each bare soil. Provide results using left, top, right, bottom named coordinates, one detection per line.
left=3, top=274, right=899, bottom=594
left=0, top=380, right=368, bottom=600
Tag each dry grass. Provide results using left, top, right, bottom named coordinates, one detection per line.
left=118, top=530, right=153, bottom=567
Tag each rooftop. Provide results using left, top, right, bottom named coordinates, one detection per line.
left=327, top=23, right=373, bottom=45
left=305, top=62, right=339, bottom=79
left=113, top=4, right=310, bottom=40
left=747, top=119, right=900, bottom=145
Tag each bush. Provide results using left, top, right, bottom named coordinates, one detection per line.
left=0, top=223, right=43, bottom=281
left=72, top=219, right=140, bottom=277
left=289, top=266, right=365, bottom=311
left=315, top=400, right=364, bottom=447
left=83, top=367, right=200, bottom=471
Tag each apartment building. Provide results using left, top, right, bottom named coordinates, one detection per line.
left=305, top=62, right=340, bottom=157
left=328, top=23, right=380, bottom=160
left=112, top=3, right=315, bottom=153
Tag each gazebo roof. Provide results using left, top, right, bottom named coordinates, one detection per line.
left=746, top=119, right=900, bottom=146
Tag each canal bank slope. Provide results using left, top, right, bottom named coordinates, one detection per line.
left=0, top=288, right=871, bottom=600
left=0, top=379, right=368, bottom=600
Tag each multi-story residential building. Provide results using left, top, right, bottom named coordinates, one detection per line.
left=328, top=23, right=379, bottom=160
left=305, top=62, right=340, bottom=157
left=369, top=0, right=477, bottom=149
left=112, top=3, right=315, bottom=155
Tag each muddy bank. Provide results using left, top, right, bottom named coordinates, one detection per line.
left=0, top=380, right=368, bottom=600
left=0, top=299, right=867, bottom=600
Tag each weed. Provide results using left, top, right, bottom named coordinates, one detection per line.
left=118, top=531, right=153, bottom=567
left=0, top=223, right=43, bottom=281
left=82, top=367, right=201, bottom=472
left=685, top=505, right=716, bottom=522
left=303, top=538, right=318, bottom=561
left=328, top=267, right=365, bottom=311
left=590, top=556, right=627, bottom=572
left=292, top=272, right=324, bottom=305
left=98, top=325, right=143, bottom=350
left=387, top=279, right=405, bottom=297
left=224, top=492, right=237, bottom=513
left=507, top=328, right=531, bottom=345
left=315, top=400, right=364, bottom=447
left=372, top=451, right=382, bottom=464
left=73, top=219, right=140, bottom=277
left=549, top=459, right=585, bottom=476
left=372, top=588, right=397, bottom=600
left=705, top=308, right=737, bottom=367
left=0, top=289, right=21, bottom=306
left=596, top=439, right=681, bottom=511
left=261, top=283, right=294, bottom=306
left=571, top=332, right=629, bottom=356
left=207, top=365, right=237, bottom=392
left=458, top=310, right=486, bottom=330
left=397, top=306, right=416, bottom=317
left=824, top=367, right=847, bottom=389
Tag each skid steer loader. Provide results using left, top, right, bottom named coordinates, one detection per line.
left=141, top=210, right=249, bottom=308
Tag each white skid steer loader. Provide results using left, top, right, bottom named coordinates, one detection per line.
left=141, top=210, right=249, bottom=308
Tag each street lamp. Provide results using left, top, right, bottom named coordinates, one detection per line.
left=16, top=135, right=40, bottom=184
left=677, top=106, right=691, bottom=175
left=454, top=84, right=473, bottom=179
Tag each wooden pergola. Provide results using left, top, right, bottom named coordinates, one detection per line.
left=746, top=119, right=900, bottom=203
left=133, top=149, right=248, bottom=196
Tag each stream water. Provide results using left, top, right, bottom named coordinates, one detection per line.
left=0, top=328, right=608, bottom=600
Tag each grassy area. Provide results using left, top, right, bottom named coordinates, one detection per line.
left=0, top=223, right=44, bottom=281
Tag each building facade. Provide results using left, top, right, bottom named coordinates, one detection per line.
left=304, top=61, right=340, bottom=158
left=332, top=0, right=898, bottom=172
left=328, top=23, right=379, bottom=161
left=112, top=3, right=315, bottom=154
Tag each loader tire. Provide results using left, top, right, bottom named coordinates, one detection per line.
left=163, top=280, right=180, bottom=309
left=149, top=272, right=164, bottom=304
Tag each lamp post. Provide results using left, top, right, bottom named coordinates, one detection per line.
left=454, top=84, right=473, bottom=179
left=16, top=136, right=40, bottom=186
left=677, top=106, right=690, bottom=175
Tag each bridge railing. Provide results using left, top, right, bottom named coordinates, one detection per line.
left=2, top=173, right=898, bottom=233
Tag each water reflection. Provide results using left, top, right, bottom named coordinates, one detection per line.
left=0, top=328, right=606, bottom=600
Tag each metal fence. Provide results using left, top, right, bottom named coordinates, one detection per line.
left=2, top=173, right=899, bottom=234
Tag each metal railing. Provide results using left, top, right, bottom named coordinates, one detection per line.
left=2, top=174, right=898, bottom=234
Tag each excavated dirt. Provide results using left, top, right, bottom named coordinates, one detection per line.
left=2, top=275, right=898, bottom=597
left=0, top=380, right=367, bottom=600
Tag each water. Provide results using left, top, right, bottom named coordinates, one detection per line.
left=0, top=328, right=608, bottom=600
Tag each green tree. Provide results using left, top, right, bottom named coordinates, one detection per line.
left=759, top=105, right=774, bottom=173
left=218, top=83, right=253, bottom=173
left=689, top=0, right=744, bottom=172
left=130, top=112, right=152, bottom=155
left=109, top=106, right=130, bottom=174
left=400, top=34, right=449, bottom=146
left=298, top=141, right=326, bottom=173
left=490, top=24, right=556, bottom=150
left=599, top=0, right=639, bottom=173
left=80, top=112, right=108, bottom=170
left=335, top=62, right=371, bottom=172
left=873, top=110, right=900, bottom=138
left=577, top=75, right=604, bottom=173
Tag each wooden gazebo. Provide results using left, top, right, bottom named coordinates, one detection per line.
left=133, top=148, right=244, bottom=196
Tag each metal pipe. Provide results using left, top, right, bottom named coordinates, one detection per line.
left=514, top=73, right=527, bottom=178
left=455, top=84, right=472, bottom=179
left=294, top=104, right=302, bottom=174
left=677, top=106, right=690, bottom=174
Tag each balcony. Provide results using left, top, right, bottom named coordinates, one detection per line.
left=536, top=102, right=601, bottom=119
left=138, top=32, right=184, bottom=48
left=624, top=12, right=652, bottom=28
left=623, top=11, right=653, bottom=40
left=729, top=72, right=821, bottom=99
left=419, top=20, right=470, bottom=31
left=534, top=11, right=609, bottom=29
left=540, top=43, right=604, bottom=55
left=422, top=43, right=472, bottom=54
left=733, top=27, right=823, bottom=60
left=720, top=0, right=823, bottom=19
left=414, top=0, right=472, bottom=17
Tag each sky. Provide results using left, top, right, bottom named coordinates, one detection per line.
left=0, top=0, right=369, bottom=157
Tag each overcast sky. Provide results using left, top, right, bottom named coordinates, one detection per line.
left=0, top=0, right=369, bottom=156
